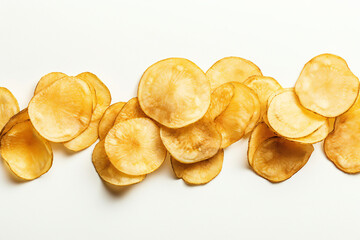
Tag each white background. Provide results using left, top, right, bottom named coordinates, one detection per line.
left=1, top=0, right=360, bottom=239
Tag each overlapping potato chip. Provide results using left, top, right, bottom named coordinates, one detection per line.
left=0, top=108, right=29, bottom=138
left=28, top=76, right=93, bottom=142
left=92, top=141, right=146, bottom=186
left=206, top=57, right=262, bottom=90
left=267, top=88, right=327, bottom=138
left=171, top=149, right=224, bottom=185
left=160, top=119, right=221, bottom=164
left=0, top=120, right=53, bottom=180
left=243, top=88, right=261, bottom=135
left=105, top=118, right=167, bottom=175
left=138, top=58, right=211, bottom=128
left=98, top=102, right=126, bottom=140
left=114, top=98, right=146, bottom=125
left=252, top=137, right=313, bottom=182
left=0, top=87, right=19, bottom=132
left=295, top=54, right=359, bottom=117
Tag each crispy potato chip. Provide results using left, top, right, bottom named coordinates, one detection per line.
left=114, top=98, right=146, bottom=125
left=244, top=76, right=282, bottom=120
left=205, top=83, right=233, bottom=121
left=105, top=118, right=167, bottom=175
left=206, top=57, right=262, bottom=90
left=160, top=119, right=221, bottom=164
left=63, top=121, right=99, bottom=151
left=98, top=102, right=126, bottom=140
left=171, top=149, right=224, bottom=185
left=295, top=54, right=359, bottom=117
left=0, top=87, right=19, bottom=132
left=0, top=120, right=53, bottom=180
left=267, top=88, right=327, bottom=138
left=243, top=88, right=261, bottom=135
left=138, top=58, right=211, bottom=128
left=92, top=140, right=146, bottom=186
left=0, top=108, right=29, bottom=138
left=248, top=122, right=276, bottom=166
left=252, top=137, right=313, bottom=182
left=28, top=76, right=93, bottom=142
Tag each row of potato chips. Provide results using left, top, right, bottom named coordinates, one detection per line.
left=0, top=53, right=359, bottom=185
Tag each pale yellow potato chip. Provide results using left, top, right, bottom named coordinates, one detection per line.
left=0, top=120, right=53, bottom=180
left=295, top=54, right=359, bottom=117
left=138, top=58, right=211, bottom=128
left=0, top=108, right=29, bottom=138
left=171, top=149, right=224, bottom=185
left=0, top=87, right=19, bottom=132
left=114, top=97, right=146, bottom=125
left=105, top=118, right=167, bottom=175
left=98, top=102, right=126, bottom=140
left=206, top=57, right=262, bottom=90
left=92, top=140, right=146, bottom=186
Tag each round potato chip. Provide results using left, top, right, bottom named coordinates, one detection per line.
left=28, top=76, right=93, bottom=142
left=105, top=118, right=167, bottom=175
left=138, top=58, right=211, bottom=128
left=0, top=108, right=29, bottom=138
left=0, top=120, right=53, bottom=180
left=171, top=149, right=224, bottom=185
left=205, top=83, right=233, bottom=121
left=252, top=137, right=313, bottom=182
left=160, top=119, right=221, bottom=164
left=92, top=140, right=146, bottom=186
left=286, top=119, right=332, bottom=144
left=267, top=88, right=327, bottom=138
left=295, top=54, right=359, bottom=117
left=0, top=87, right=19, bottom=132
left=98, top=102, right=126, bottom=140
left=114, top=97, right=146, bottom=125
left=206, top=57, right=262, bottom=90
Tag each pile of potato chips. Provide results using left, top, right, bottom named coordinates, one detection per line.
left=0, top=53, right=359, bottom=185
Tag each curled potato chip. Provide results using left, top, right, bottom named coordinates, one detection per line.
left=98, top=102, right=126, bottom=140
left=160, top=119, right=221, bottom=164
left=206, top=57, right=262, bottom=90
left=114, top=98, right=146, bottom=125
left=244, top=76, right=282, bottom=120
left=105, top=118, right=167, bottom=175
left=138, top=58, right=211, bottom=128
left=295, top=54, right=359, bottom=117
left=92, top=140, right=146, bottom=186
left=0, top=120, right=53, bottom=180
left=248, top=122, right=276, bottom=167
left=171, top=149, right=224, bottom=185
left=0, top=87, right=19, bottom=132
left=28, top=76, right=93, bottom=142
left=252, top=137, right=313, bottom=182
left=267, top=88, right=327, bottom=138
left=0, top=108, right=29, bottom=138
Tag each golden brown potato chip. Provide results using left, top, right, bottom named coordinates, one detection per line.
left=98, top=102, right=126, bottom=140
left=248, top=122, right=276, bottom=167
left=28, top=76, right=93, bottom=142
left=160, top=119, right=221, bottom=164
left=244, top=76, right=282, bottom=120
left=267, top=88, right=327, bottom=138
left=252, top=137, right=313, bottom=182
left=114, top=98, right=146, bottom=125
left=138, top=58, right=210, bottom=128
left=171, top=149, right=224, bottom=185
left=243, top=88, right=261, bottom=135
left=0, top=120, right=53, bottom=180
left=0, top=108, right=29, bottom=138
left=205, top=83, right=233, bottom=121
left=295, top=54, right=359, bottom=117
left=0, top=87, right=19, bottom=132
left=206, top=57, right=262, bottom=90
left=105, top=118, right=167, bottom=175
left=92, top=140, right=146, bottom=186
left=34, top=72, right=68, bottom=94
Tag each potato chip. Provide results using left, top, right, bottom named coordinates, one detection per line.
left=206, top=57, right=262, bottom=90
left=267, top=88, right=327, bottom=138
left=138, top=58, right=211, bottom=128
left=0, top=120, right=53, bottom=180
left=0, top=87, right=19, bottom=132
left=98, top=102, right=126, bottom=140
left=171, top=149, right=224, bottom=185
left=114, top=98, right=146, bottom=125
left=243, top=88, right=261, bottom=135
left=105, top=118, right=167, bottom=175
left=160, top=119, right=221, bottom=164
left=92, top=140, right=146, bottom=186
left=28, top=76, right=93, bottom=142
left=244, top=76, right=282, bottom=120
left=248, top=122, right=276, bottom=167
left=295, top=54, right=359, bottom=117
left=252, top=137, right=313, bottom=182
left=0, top=108, right=29, bottom=138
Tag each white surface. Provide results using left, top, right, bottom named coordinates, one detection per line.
left=1, top=0, right=360, bottom=239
